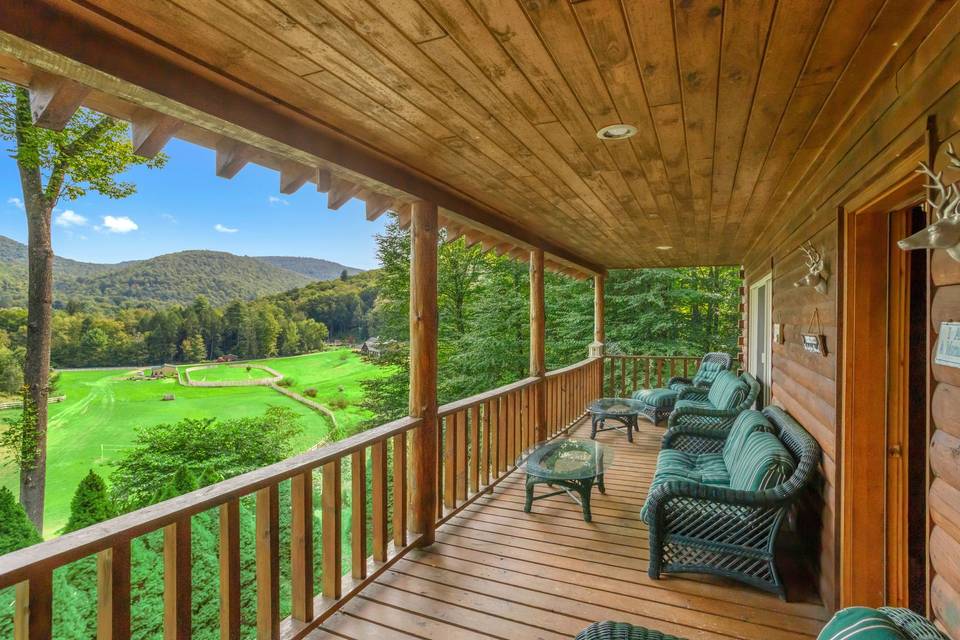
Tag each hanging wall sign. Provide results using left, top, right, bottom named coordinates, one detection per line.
left=801, top=309, right=828, bottom=356
left=935, top=322, right=960, bottom=368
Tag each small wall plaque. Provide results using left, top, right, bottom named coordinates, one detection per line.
left=773, top=323, right=784, bottom=345
left=801, top=333, right=827, bottom=356
left=935, top=322, right=960, bottom=368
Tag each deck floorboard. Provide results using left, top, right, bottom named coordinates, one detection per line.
left=314, top=418, right=828, bottom=639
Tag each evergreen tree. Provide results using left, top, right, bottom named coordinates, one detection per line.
left=0, top=485, right=41, bottom=553
left=63, top=470, right=113, bottom=534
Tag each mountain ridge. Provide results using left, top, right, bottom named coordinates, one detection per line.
left=0, top=235, right=363, bottom=308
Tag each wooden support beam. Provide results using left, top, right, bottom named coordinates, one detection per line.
left=97, top=543, right=131, bottom=640
left=279, top=163, right=313, bottom=195
left=409, top=201, right=438, bottom=545
left=351, top=450, right=367, bottom=579
left=163, top=519, right=191, bottom=640
left=594, top=274, right=605, bottom=347
left=327, top=176, right=361, bottom=210
left=321, top=460, right=342, bottom=598
left=28, top=69, right=89, bottom=130
left=493, top=242, right=512, bottom=256
left=365, top=193, right=393, bottom=221
left=218, top=499, right=241, bottom=640
left=130, top=109, right=181, bottom=158
left=462, top=231, right=483, bottom=248
left=444, top=225, right=464, bottom=243
left=14, top=572, right=52, bottom=640
left=290, top=471, right=314, bottom=623
left=480, top=237, right=498, bottom=252
left=395, top=204, right=412, bottom=229
left=255, top=485, right=280, bottom=639
left=315, top=168, right=331, bottom=192
left=530, top=248, right=546, bottom=442
left=215, top=139, right=254, bottom=179
left=371, top=440, right=388, bottom=563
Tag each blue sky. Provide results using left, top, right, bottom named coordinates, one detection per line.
left=0, top=138, right=387, bottom=269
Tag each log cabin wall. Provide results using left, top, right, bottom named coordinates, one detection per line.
left=930, top=249, right=960, bottom=639
left=744, top=219, right=839, bottom=612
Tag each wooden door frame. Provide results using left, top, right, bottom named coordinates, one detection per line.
left=748, top=273, right=773, bottom=405
left=840, top=170, right=925, bottom=608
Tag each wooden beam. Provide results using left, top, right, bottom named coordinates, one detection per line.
left=163, top=519, right=191, bottom=640
left=444, top=224, right=464, bottom=243
left=409, top=201, right=438, bottom=545
left=315, top=168, right=331, bottom=192
left=0, top=2, right=603, bottom=274
left=215, top=139, right=254, bottom=179
left=279, top=163, right=313, bottom=195
left=97, top=543, right=131, bottom=640
left=321, top=460, right=342, bottom=599
left=530, top=248, right=546, bottom=442
left=28, top=69, right=89, bottom=130
left=327, top=176, right=361, bottom=210
left=218, top=499, right=241, bottom=640
left=594, top=274, right=605, bottom=346
left=395, top=204, right=412, bottom=229
left=14, top=573, right=52, bottom=640
left=130, top=108, right=181, bottom=158
left=290, top=471, right=313, bottom=623
left=255, top=485, right=280, bottom=639
left=365, top=193, right=393, bottom=221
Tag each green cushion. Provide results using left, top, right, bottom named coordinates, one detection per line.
left=727, top=432, right=795, bottom=492
left=706, top=371, right=747, bottom=410
left=673, top=398, right=713, bottom=412
left=818, top=607, right=908, bottom=640
left=692, top=359, right=726, bottom=386
left=632, top=387, right=678, bottom=408
left=641, top=451, right=730, bottom=522
left=722, top=410, right=775, bottom=469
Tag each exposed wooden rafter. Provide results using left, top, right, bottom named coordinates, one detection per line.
left=279, top=163, right=313, bottom=195
left=215, top=139, right=254, bottom=180
left=327, top=176, right=362, bottom=210
left=28, top=69, right=89, bottom=130
left=364, top=194, right=393, bottom=222
left=130, top=108, right=181, bottom=158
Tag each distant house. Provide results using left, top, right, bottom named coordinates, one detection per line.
left=146, top=364, right=178, bottom=379
left=216, top=354, right=239, bottom=363
left=360, top=337, right=382, bottom=358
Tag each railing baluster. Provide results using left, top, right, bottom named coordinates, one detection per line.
left=456, top=411, right=467, bottom=502
left=632, top=358, right=638, bottom=394
left=219, top=499, right=241, bottom=640
left=97, top=542, right=131, bottom=640
left=656, top=358, right=664, bottom=387
left=482, top=400, right=492, bottom=488
left=14, top=572, right=52, bottom=640
left=392, top=432, right=407, bottom=547
left=470, top=404, right=480, bottom=493
left=291, top=471, right=314, bottom=623
left=435, top=421, right=444, bottom=521
left=620, top=357, right=626, bottom=397
left=322, top=460, right=342, bottom=599
left=163, top=518, right=191, bottom=640
left=372, top=440, right=388, bottom=562
left=351, top=450, right=367, bottom=579
left=443, top=415, right=456, bottom=509
left=256, top=485, right=280, bottom=639
left=508, top=392, right=517, bottom=465
left=498, top=395, right=508, bottom=473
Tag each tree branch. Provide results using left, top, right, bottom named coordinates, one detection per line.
left=44, top=114, right=113, bottom=205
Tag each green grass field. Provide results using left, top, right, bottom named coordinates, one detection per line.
left=0, top=349, right=388, bottom=536
left=185, top=364, right=276, bottom=382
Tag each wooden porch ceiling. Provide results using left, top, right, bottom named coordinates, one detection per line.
left=0, top=0, right=945, bottom=269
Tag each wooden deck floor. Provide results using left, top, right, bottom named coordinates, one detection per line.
left=314, top=418, right=829, bottom=640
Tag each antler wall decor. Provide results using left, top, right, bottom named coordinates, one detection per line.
left=898, top=143, right=960, bottom=261
left=794, top=242, right=829, bottom=295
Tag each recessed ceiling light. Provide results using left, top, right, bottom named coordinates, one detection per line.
left=656, top=245, right=672, bottom=251
left=596, top=123, right=637, bottom=140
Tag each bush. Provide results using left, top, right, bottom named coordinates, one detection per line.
left=330, top=396, right=349, bottom=410
left=245, top=365, right=252, bottom=372
left=303, top=387, right=317, bottom=398
left=276, top=377, right=294, bottom=387
left=339, top=351, right=349, bottom=361
left=64, top=470, right=114, bottom=534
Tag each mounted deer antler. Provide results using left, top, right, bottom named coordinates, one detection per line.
left=794, top=242, right=828, bottom=294
left=899, top=144, right=960, bottom=261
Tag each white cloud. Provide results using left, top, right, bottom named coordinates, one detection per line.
left=55, top=210, right=88, bottom=227
left=214, top=223, right=238, bottom=234
left=161, top=213, right=178, bottom=224
left=100, top=215, right=139, bottom=234
left=7, top=197, right=23, bottom=210
left=268, top=196, right=289, bottom=206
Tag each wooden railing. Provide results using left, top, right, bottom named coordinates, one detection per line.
left=0, top=357, right=602, bottom=639
left=602, top=354, right=703, bottom=397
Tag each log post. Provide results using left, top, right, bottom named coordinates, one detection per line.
left=530, top=248, right=546, bottom=442
left=409, top=200, right=438, bottom=545
left=589, top=274, right=605, bottom=358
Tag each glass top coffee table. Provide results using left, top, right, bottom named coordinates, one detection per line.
left=587, top=397, right=646, bottom=443
left=516, top=438, right=615, bottom=522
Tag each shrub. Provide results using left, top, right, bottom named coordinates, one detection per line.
left=64, top=471, right=114, bottom=534
left=330, top=396, right=349, bottom=410
left=245, top=365, right=252, bottom=372
left=276, top=377, right=294, bottom=387
left=339, top=351, right=349, bottom=361
left=303, top=387, right=318, bottom=398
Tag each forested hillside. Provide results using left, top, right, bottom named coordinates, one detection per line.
left=0, top=236, right=360, bottom=308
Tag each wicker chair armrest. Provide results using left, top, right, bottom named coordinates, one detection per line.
left=676, top=387, right=708, bottom=401
left=647, top=478, right=791, bottom=515
left=667, top=375, right=693, bottom=388
left=661, top=425, right=728, bottom=450
left=667, top=404, right=737, bottom=425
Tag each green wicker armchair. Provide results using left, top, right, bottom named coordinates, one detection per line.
left=576, top=607, right=950, bottom=640
left=643, top=406, right=819, bottom=598
left=631, top=352, right=732, bottom=423
left=664, top=371, right=760, bottom=433
left=576, top=608, right=948, bottom=640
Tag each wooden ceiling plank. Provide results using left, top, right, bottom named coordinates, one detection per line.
left=215, top=139, right=255, bottom=179
left=327, top=176, right=363, bottom=210
left=365, top=194, right=394, bottom=222
left=673, top=0, right=724, bottom=235
left=279, top=163, right=314, bottom=195
left=28, top=69, right=90, bottom=130
left=130, top=108, right=183, bottom=158
left=623, top=0, right=682, bottom=108
left=708, top=0, right=776, bottom=238
left=369, top=0, right=447, bottom=45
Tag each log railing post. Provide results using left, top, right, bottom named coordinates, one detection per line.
left=590, top=273, right=605, bottom=359
left=408, top=200, right=438, bottom=545
left=530, top=248, right=546, bottom=442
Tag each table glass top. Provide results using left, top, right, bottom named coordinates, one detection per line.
left=587, top=397, right=645, bottom=416
left=517, top=438, right=615, bottom=480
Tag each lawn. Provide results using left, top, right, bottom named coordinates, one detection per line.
left=0, top=349, right=389, bottom=536
left=184, top=363, right=276, bottom=382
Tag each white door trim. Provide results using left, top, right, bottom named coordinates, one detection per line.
left=748, top=273, right=773, bottom=404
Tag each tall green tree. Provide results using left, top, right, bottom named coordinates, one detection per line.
left=0, top=82, right=164, bottom=529
left=63, top=470, right=114, bottom=534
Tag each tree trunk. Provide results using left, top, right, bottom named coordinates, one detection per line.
left=20, top=198, right=53, bottom=532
